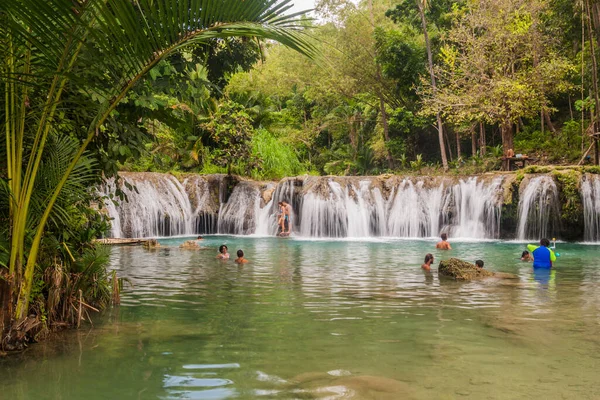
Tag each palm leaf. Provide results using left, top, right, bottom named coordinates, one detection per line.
left=2, top=0, right=316, bottom=319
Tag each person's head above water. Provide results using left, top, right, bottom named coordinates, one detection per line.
left=237, top=249, right=244, bottom=257
left=475, top=260, right=484, bottom=268
left=219, top=245, right=228, bottom=254
left=424, top=253, right=434, bottom=264
left=441, top=233, right=448, bottom=241
left=197, top=235, right=203, bottom=240
left=521, top=250, right=530, bottom=258
left=540, top=238, right=550, bottom=247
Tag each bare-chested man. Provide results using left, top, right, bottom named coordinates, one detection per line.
left=281, top=201, right=293, bottom=234
left=436, top=233, right=452, bottom=250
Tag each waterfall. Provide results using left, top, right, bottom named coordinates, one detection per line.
left=386, top=180, right=446, bottom=237
left=217, top=181, right=262, bottom=235
left=255, top=178, right=296, bottom=236
left=291, top=176, right=503, bottom=239
left=447, top=177, right=503, bottom=238
left=516, top=175, right=560, bottom=240
left=582, top=174, right=600, bottom=242
left=98, top=172, right=506, bottom=240
left=98, top=173, right=198, bottom=238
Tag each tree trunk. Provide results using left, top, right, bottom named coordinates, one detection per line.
left=471, top=128, right=477, bottom=157
left=585, top=0, right=600, bottom=165
left=0, top=273, right=13, bottom=341
left=369, top=0, right=394, bottom=170
left=417, top=0, right=448, bottom=171
left=445, top=128, right=453, bottom=161
left=501, top=121, right=514, bottom=170
left=543, top=110, right=557, bottom=133
left=456, top=130, right=461, bottom=160
left=479, top=122, right=486, bottom=155
left=501, top=122, right=514, bottom=153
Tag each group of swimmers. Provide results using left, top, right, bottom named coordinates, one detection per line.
left=422, top=234, right=556, bottom=271
left=216, top=244, right=249, bottom=264
left=189, top=237, right=249, bottom=264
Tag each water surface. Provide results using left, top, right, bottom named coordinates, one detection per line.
left=2, top=237, right=600, bottom=399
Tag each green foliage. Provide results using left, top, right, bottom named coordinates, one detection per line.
left=584, top=166, right=600, bottom=174
left=410, top=154, right=425, bottom=172
left=514, top=122, right=582, bottom=163
left=523, top=165, right=553, bottom=174
left=250, top=129, right=304, bottom=180
left=199, top=101, right=259, bottom=175
left=1, top=0, right=315, bottom=332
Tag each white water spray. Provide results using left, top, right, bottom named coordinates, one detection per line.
left=516, top=175, right=560, bottom=240
left=581, top=174, right=600, bottom=242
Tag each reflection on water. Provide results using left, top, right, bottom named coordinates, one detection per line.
left=1, top=237, right=600, bottom=399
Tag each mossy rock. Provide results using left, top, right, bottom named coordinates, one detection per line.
left=179, top=240, right=199, bottom=249
left=583, top=165, right=600, bottom=174
left=143, top=239, right=160, bottom=249
left=552, top=169, right=583, bottom=239
left=438, top=258, right=494, bottom=280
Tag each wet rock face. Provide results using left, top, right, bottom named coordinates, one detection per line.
left=438, top=258, right=494, bottom=280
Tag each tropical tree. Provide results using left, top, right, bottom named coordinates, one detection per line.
left=422, top=0, right=574, bottom=157
left=0, top=0, right=314, bottom=339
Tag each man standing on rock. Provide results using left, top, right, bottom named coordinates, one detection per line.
left=281, top=201, right=293, bottom=235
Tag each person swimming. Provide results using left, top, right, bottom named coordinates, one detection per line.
left=421, top=253, right=434, bottom=271
left=475, top=260, right=484, bottom=269
left=235, top=249, right=249, bottom=264
left=520, top=250, right=533, bottom=262
left=217, top=244, right=229, bottom=259
left=436, top=233, right=452, bottom=250
left=528, top=238, right=555, bottom=268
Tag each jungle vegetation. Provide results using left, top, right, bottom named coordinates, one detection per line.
left=0, top=0, right=313, bottom=349
left=121, top=0, right=600, bottom=178
left=2, top=0, right=600, bottom=349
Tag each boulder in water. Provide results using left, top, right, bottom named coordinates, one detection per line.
left=179, top=240, right=199, bottom=249
left=143, top=239, right=160, bottom=249
left=438, top=258, right=494, bottom=280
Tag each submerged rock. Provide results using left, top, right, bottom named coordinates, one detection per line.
left=179, top=240, right=199, bottom=249
left=143, top=239, right=160, bottom=249
left=438, top=258, right=494, bottom=280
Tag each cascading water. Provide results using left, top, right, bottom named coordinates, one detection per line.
left=299, top=179, right=376, bottom=237
left=447, top=177, right=503, bottom=238
left=516, top=175, right=560, bottom=240
left=581, top=174, right=600, bottom=242
left=98, top=173, right=198, bottom=238
left=287, top=176, right=503, bottom=239
left=217, top=181, right=262, bottom=235
left=386, top=180, right=446, bottom=237
left=255, top=178, right=296, bottom=236
left=96, top=172, right=559, bottom=241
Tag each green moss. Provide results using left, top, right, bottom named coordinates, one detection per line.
left=514, top=170, right=525, bottom=185
left=583, top=165, right=600, bottom=174
left=523, top=165, right=552, bottom=174
left=552, top=170, right=583, bottom=238
left=438, top=258, right=494, bottom=280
